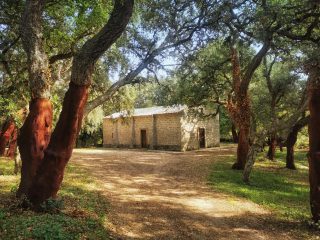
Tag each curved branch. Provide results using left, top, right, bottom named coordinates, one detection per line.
left=84, top=53, right=155, bottom=116
left=71, top=0, right=134, bottom=86
left=240, top=39, right=271, bottom=93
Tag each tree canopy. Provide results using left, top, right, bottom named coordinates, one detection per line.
left=0, top=0, right=320, bottom=225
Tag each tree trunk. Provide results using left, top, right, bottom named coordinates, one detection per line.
left=231, top=123, right=239, bottom=143
left=17, top=99, right=52, bottom=197
left=285, top=116, right=310, bottom=170
left=227, top=38, right=269, bottom=170
left=307, top=58, right=320, bottom=223
left=233, top=125, right=250, bottom=169
left=243, top=143, right=260, bottom=183
left=267, top=134, right=276, bottom=160
left=229, top=35, right=270, bottom=177
left=285, top=127, right=299, bottom=170
left=7, top=127, right=18, bottom=159
left=0, top=119, right=15, bottom=156
left=27, top=83, right=88, bottom=205
left=14, top=147, right=21, bottom=175
left=286, top=142, right=296, bottom=170
left=18, top=0, right=133, bottom=207
left=231, top=93, right=251, bottom=170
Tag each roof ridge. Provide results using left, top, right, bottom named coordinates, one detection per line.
left=104, top=105, right=186, bottom=119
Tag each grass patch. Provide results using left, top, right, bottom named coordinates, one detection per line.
left=0, top=157, right=111, bottom=240
left=208, top=148, right=320, bottom=238
left=209, top=149, right=310, bottom=221
left=0, top=157, right=15, bottom=175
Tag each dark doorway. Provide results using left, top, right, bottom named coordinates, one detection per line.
left=141, top=129, right=147, bottom=148
left=199, top=128, right=206, bottom=148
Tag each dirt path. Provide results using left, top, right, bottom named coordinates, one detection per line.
left=71, top=146, right=296, bottom=240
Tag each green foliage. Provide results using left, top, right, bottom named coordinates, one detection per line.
left=133, top=81, right=179, bottom=108
left=0, top=95, right=24, bottom=127
left=44, top=0, right=113, bottom=56
left=83, top=106, right=104, bottom=135
left=106, top=86, right=137, bottom=114
left=173, top=40, right=232, bottom=108
left=219, top=106, right=233, bottom=140
left=296, top=127, right=309, bottom=149
left=0, top=163, right=111, bottom=239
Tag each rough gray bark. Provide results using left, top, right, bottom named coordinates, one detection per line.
left=243, top=132, right=265, bottom=183
left=20, top=0, right=51, bottom=98
left=263, top=56, right=278, bottom=160
left=14, top=148, right=21, bottom=175
left=243, top=143, right=260, bottom=183
left=25, top=0, right=134, bottom=206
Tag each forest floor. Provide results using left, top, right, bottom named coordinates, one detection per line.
left=70, top=145, right=317, bottom=240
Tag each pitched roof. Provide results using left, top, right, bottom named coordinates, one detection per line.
left=104, top=105, right=186, bottom=119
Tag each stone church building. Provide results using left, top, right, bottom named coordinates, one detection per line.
left=103, top=105, right=220, bottom=151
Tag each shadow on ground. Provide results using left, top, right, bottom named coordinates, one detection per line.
left=70, top=147, right=308, bottom=240
left=0, top=163, right=111, bottom=240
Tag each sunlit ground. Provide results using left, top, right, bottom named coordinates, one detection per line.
left=0, top=146, right=317, bottom=240
left=70, top=145, right=314, bottom=239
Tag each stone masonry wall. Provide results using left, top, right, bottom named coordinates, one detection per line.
left=180, top=112, right=220, bottom=151
left=103, top=119, right=115, bottom=146
left=118, top=119, right=132, bottom=147
left=155, top=114, right=181, bottom=150
left=103, top=110, right=219, bottom=151
left=103, top=113, right=182, bottom=150
left=133, top=116, right=153, bottom=148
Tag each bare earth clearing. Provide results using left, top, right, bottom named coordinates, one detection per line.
left=71, top=146, right=299, bottom=240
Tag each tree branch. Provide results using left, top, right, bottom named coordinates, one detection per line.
left=240, top=38, right=271, bottom=93
left=20, top=0, right=51, bottom=98
left=49, top=51, right=74, bottom=64
left=263, top=55, right=277, bottom=94
left=71, top=0, right=134, bottom=86
left=84, top=52, right=155, bottom=116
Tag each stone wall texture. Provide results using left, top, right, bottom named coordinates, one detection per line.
left=181, top=112, right=220, bottom=151
left=103, top=110, right=220, bottom=151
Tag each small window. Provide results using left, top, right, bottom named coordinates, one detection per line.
left=112, top=133, right=113, bottom=138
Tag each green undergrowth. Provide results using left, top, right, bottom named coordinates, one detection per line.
left=0, top=157, right=15, bottom=175
left=208, top=149, right=315, bottom=236
left=0, top=157, right=111, bottom=240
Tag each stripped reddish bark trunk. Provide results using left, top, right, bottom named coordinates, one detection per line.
left=228, top=38, right=270, bottom=170
left=228, top=47, right=252, bottom=170
left=0, top=119, right=15, bottom=156
left=7, top=127, right=18, bottom=159
left=307, top=58, right=320, bottom=223
left=17, top=99, right=52, bottom=197
left=17, top=0, right=134, bottom=207
left=234, top=124, right=250, bottom=169
left=267, top=135, right=276, bottom=160
left=231, top=92, right=251, bottom=170
left=28, top=83, right=88, bottom=205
